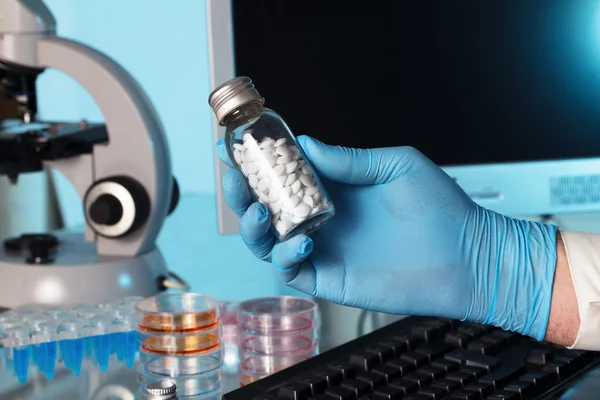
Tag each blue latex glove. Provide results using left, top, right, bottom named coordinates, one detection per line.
left=216, top=136, right=558, bottom=341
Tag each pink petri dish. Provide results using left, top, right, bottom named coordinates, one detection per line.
left=238, top=296, right=318, bottom=335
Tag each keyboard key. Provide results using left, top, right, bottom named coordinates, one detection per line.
left=415, top=342, right=453, bottom=361
left=389, top=378, right=420, bottom=394
left=467, top=340, right=498, bottom=355
left=405, top=395, right=431, bottom=400
left=449, top=390, right=480, bottom=400
left=418, top=385, right=447, bottom=399
left=431, top=378, right=462, bottom=394
left=325, top=386, right=356, bottom=400
left=372, top=386, right=404, bottom=399
left=392, top=335, right=425, bottom=351
left=491, top=330, right=519, bottom=345
left=487, top=390, right=520, bottom=399
left=445, top=332, right=473, bottom=348
left=298, top=375, right=327, bottom=395
left=446, top=371, right=475, bottom=387
left=404, top=372, right=434, bottom=388
left=329, top=362, right=357, bottom=379
left=505, top=380, right=536, bottom=398
left=356, top=371, right=387, bottom=389
left=372, top=365, right=401, bottom=383
left=542, top=360, right=570, bottom=381
left=307, top=396, right=330, bottom=400
left=424, top=318, right=455, bottom=331
left=526, top=348, right=553, bottom=365
left=341, top=379, right=372, bottom=397
left=351, top=351, right=382, bottom=370
left=444, top=349, right=499, bottom=370
left=457, top=324, right=487, bottom=338
left=418, top=365, right=445, bottom=380
left=366, top=345, right=394, bottom=363
left=278, top=381, right=312, bottom=399
left=463, top=382, right=494, bottom=397
left=519, top=370, right=555, bottom=392
left=387, top=358, right=416, bottom=376
left=411, top=326, right=444, bottom=342
left=431, top=359, right=459, bottom=373
left=401, top=352, right=430, bottom=368
left=313, top=367, right=343, bottom=386
left=479, top=362, right=526, bottom=390
left=459, top=366, right=486, bottom=379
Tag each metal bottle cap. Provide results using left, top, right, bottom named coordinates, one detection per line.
left=208, top=76, right=265, bottom=126
left=144, top=381, right=178, bottom=400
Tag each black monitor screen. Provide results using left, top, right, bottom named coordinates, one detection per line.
left=231, top=1, right=600, bottom=166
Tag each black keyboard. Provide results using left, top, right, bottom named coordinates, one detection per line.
left=223, top=316, right=600, bottom=400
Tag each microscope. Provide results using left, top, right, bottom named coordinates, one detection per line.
left=0, top=0, right=187, bottom=308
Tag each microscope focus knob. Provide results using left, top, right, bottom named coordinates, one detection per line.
left=84, top=177, right=151, bottom=238
left=89, top=194, right=123, bottom=225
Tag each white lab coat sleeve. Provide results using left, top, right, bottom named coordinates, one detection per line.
left=560, top=230, right=600, bottom=351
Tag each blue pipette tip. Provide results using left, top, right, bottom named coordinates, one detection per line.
left=13, top=347, right=29, bottom=384
left=124, top=331, right=138, bottom=368
left=93, top=334, right=111, bottom=372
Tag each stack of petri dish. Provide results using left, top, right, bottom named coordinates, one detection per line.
left=136, top=293, right=223, bottom=399
left=237, top=296, right=320, bottom=386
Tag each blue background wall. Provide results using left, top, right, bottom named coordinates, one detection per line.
left=38, top=0, right=282, bottom=301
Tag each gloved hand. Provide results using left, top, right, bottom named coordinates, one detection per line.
left=216, top=136, right=558, bottom=341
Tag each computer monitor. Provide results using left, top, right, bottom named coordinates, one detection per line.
left=207, top=0, right=600, bottom=234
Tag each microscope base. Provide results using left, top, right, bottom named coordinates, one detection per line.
left=0, top=231, right=169, bottom=309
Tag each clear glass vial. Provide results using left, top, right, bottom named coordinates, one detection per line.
left=209, top=76, right=335, bottom=241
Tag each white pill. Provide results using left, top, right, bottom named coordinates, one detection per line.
left=285, top=161, right=298, bottom=174
left=301, top=166, right=310, bottom=175
left=248, top=174, right=258, bottom=188
left=264, top=154, right=277, bottom=167
left=291, top=180, right=302, bottom=194
left=313, top=192, right=322, bottom=202
left=244, top=149, right=260, bottom=163
left=294, top=203, right=311, bottom=218
left=281, top=212, right=294, bottom=224
left=283, top=195, right=301, bottom=211
left=234, top=150, right=243, bottom=165
left=276, top=174, right=287, bottom=185
left=300, top=173, right=315, bottom=187
left=258, top=192, right=269, bottom=203
left=292, top=215, right=306, bottom=224
left=276, top=146, right=291, bottom=157
left=273, top=165, right=286, bottom=176
left=284, top=173, right=298, bottom=186
left=240, top=163, right=249, bottom=176
left=267, top=190, right=280, bottom=203
left=258, top=178, right=272, bottom=192
left=275, top=220, right=292, bottom=235
left=257, top=169, right=269, bottom=179
left=269, top=201, right=282, bottom=215
left=303, top=195, right=315, bottom=208
left=310, top=207, right=319, bottom=215
left=297, top=189, right=304, bottom=199
left=274, top=138, right=287, bottom=147
left=277, top=157, right=291, bottom=165
left=273, top=212, right=281, bottom=223
left=244, top=162, right=260, bottom=174
left=259, top=138, right=275, bottom=149
left=233, top=143, right=244, bottom=151
left=305, top=185, right=319, bottom=195
left=289, top=148, right=301, bottom=161
left=281, top=186, right=292, bottom=198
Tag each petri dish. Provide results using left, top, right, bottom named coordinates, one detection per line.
left=139, top=348, right=223, bottom=376
left=239, top=332, right=318, bottom=355
left=238, top=352, right=316, bottom=386
left=238, top=297, right=318, bottom=335
left=136, top=293, right=219, bottom=333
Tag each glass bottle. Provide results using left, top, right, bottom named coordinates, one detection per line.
left=209, top=76, right=335, bottom=241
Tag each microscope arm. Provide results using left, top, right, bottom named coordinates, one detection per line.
left=36, top=37, right=173, bottom=258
